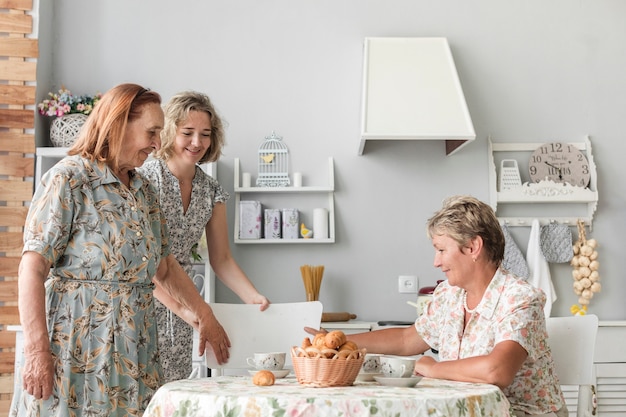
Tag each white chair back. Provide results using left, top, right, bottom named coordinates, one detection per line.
left=205, top=301, right=323, bottom=373
left=546, top=314, right=598, bottom=417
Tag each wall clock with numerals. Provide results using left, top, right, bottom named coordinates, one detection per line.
left=528, top=142, right=591, bottom=188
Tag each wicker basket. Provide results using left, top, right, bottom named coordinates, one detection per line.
left=290, top=346, right=366, bottom=387
left=50, top=113, right=88, bottom=147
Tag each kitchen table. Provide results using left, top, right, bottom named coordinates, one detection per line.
left=144, top=375, right=511, bottom=417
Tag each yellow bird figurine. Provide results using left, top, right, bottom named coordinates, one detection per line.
left=570, top=304, right=587, bottom=316
left=260, top=153, right=275, bottom=164
left=300, top=223, right=313, bottom=239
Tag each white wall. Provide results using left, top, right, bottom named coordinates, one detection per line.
left=38, top=0, right=626, bottom=321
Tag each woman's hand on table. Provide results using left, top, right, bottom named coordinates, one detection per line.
left=414, top=355, right=436, bottom=377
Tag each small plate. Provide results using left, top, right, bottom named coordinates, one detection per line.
left=356, top=372, right=381, bottom=382
left=248, top=369, right=291, bottom=379
left=374, top=375, right=422, bottom=387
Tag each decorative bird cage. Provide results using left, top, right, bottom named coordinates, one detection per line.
left=257, top=131, right=290, bottom=187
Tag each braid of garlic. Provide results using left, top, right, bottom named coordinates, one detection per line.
left=570, top=219, right=601, bottom=314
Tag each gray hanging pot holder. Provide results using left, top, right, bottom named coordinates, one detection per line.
left=540, top=223, right=573, bottom=263
left=501, top=223, right=530, bottom=279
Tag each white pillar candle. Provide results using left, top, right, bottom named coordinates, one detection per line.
left=313, top=208, right=329, bottom=239
left=293, top=172, right=302, bottom=187
left=242, top=172, right=251, bottom=188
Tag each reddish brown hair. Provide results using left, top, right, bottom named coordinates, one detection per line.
left=68, top=83, right=161, bottom=172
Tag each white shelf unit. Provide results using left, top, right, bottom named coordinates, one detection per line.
left=233, top=157, right=335, bottom=244
left=487, top=137, right=598, bottom=228
left=35, top=146, right=70, bottom=185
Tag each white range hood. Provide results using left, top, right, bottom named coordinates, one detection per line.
left=359, top=37, right=476, bottom=156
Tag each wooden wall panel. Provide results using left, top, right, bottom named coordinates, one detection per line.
left=0, top=12, right=32, bottom=34
left=0, top=85, right=37, bottom=105
left=0, top=38, right=38, bottom=58
left=0, top=132, right=35, bottom=154
left=0, top=108, right=34, bottom=128
left=0, top=258, right=20, bottom=278
left=0, top=61, right=37, bottom=82
left=0, top=375, right=15, bottom=396
left=1, top=1, right=36, bottom=412
left=0, top=282, right=18, bottom=303
left=0, top=0, right=33, bottom=11
left=0, top=207, right=28, bottom=226
left=0, top=352, right=15, bottom=375
left=0, top=180, right=32, bottom=202
left=0, top=331, right=16, bottom=350
left=0, top=233, right=22, bottom=254
left=0, top=308, right=19, bottom=326
left=0, top=155, right=33, bottom=177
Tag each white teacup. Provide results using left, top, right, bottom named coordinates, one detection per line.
left=246, top=352, right=286, bottom=370
left=361, top=353, right=383, bottom=374
left=380, top=355, right=415, bottom=378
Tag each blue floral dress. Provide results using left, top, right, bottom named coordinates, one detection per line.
left=10, top=155, right=169, bottom=417
left=139, top=159, right=228, bottom=383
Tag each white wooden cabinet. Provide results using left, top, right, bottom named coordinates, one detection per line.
left=487, top=137, right=598, bottom=228
left=233, top=157, right=335, bottom=244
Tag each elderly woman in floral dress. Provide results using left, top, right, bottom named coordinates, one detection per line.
left=11, top=83, right=231, bottom=417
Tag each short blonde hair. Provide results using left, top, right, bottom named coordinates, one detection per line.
left=157, top=91, right=225, bottom=163
left=426, top=195, right=504, bottom=266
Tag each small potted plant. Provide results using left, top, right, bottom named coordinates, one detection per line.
left=38, top=86, right=101, bottom=147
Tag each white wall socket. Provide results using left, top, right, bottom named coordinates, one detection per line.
left=398, top=275, right=418, bottom=293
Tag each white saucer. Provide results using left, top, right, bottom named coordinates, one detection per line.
left=356, top=372, right=381, bottom=382
left=373, top=375, right=422, bottom=387
left=248, top=369, right=291, bottom=379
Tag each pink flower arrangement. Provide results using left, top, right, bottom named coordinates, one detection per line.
left=38, top=87, right=102, bottom=117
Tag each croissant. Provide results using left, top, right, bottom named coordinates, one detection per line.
left=252, top=370, right=275, bottom=386
left=304, top=346, right=324, bottom=358
left=324, top=330, right=347, bottom=349
left=335, top=349, right=355, bottom=359
left=301, top=337, right=312, bottom=349
left=312, top=333, right=326, bottom=349
left=338, top=340, right=358, bottom=352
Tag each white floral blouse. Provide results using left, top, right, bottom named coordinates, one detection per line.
left=415, top=269, right=567, bottom=416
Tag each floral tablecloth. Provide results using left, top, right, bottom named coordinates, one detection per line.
left=144, top=375, right=511, bottom=417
